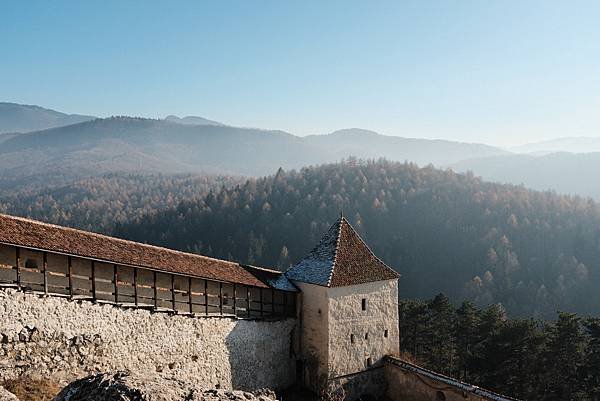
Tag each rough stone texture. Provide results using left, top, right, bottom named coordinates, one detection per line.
left=0, top=387, right=18, bottom=401
left=327, top=279, right=399, bottom=377
left=53, top=371, right=279, bottom=401
left=0, top=289, right=296, bottom=391
left=293, top=279, right=399, bottom=400
left=294, top=281, right=330, bottom=391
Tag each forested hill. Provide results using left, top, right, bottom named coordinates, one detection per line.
left=115, top=160, right=600, bottom=318
left=0, top=174, right=242, bottom=234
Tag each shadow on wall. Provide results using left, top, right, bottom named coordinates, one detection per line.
left=328, top=368, right=387, bottom=401
left=225, top=318, right=297, bottom=391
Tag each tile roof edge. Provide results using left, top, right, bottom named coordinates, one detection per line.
left=0, top=213, right=243, bottom=269
left=243, top=264, right=285, bottom=274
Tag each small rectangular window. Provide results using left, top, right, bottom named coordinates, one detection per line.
left=384, top=329, right=389, bottom=338
left=365, top=332, right=369, bottom=340
left=361, top=298, right=367, bottom=311
left=366, top=357, right=372, bottom=367
left=350, top=334, right=355, bottom=344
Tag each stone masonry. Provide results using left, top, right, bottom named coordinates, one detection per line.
left=0, top=289, right=296, bottom=391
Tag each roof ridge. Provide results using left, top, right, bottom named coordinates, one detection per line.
left=0, top=213, right=241, bottom=267
left=325, top=217, right=344, bottom=287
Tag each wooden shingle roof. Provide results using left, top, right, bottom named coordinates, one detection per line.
left=285, top=216, right=399, bottom=287
left=0, top=214, right=267, bottom=288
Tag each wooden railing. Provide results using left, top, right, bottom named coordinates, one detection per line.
left=0, top=243, right=295, bottom=319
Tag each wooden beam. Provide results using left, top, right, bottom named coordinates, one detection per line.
left=247, top=286, right=251, bottom=318
left=43, top=252, right=48, bottom=295
left=233, top=284, right=237, bottom=317
left=68, top=256, right=73, bottom=300
left=204, top=280, right=208, bottom=316
left=153, top=271, right=158, bottom=310
left=15, top=247, right=20, bottom=288
left=114, top=264, right=119, bottom=304
left=188, top=277, right=193, bottom=314
left=171, top=274, right=176, bottom=311
left=259, top=288, right=264, bottom=317
left=219, top=282, right=223, bottom=315
left=133, top=267, right=138, bottom=306
left=91, top=261, right=96, bottom=302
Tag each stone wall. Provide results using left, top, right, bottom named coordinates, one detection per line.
left=384, top=357, right=518, bottom=401
left=294, top=281, right=329, bottom=391
left=327, top=279, right=399, bottom=378
left=0, top=288, right=296, bottom=391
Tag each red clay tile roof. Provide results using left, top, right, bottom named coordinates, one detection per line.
left=0, top=214, right=267, bottom=288
left=286, top=216, right=399, bottom=287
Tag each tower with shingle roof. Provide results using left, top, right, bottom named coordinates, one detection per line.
left=286, top=216, right=400, bottom=399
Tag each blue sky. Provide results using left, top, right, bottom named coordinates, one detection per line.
left=1, top=1, right=599, bottom=147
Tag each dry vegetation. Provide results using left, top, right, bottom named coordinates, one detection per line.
left=2, top=378, right=62, bottom=401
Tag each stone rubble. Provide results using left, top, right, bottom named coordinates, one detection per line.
left=52, top=372, right=279, bottom=401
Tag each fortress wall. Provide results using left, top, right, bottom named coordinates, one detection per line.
left=0, top=288, right=297, bottom=391
left=327, top=279, right=399, bottom=378
left=384, top=357, right=514, bottom=401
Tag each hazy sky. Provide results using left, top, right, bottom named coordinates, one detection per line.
left=1, top=1, right=599, bottom=147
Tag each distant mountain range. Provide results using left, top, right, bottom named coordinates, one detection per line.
left=0, top=103, right=226, bottom=134
left=0, top=102, right=95, bottom=134
left=452, top=152, right=600, bottom=199
left=164, top=115, right=223, bottom=126
left=510, top=137, right=600, bottom=155
left=0, top=108, right=507, bottom=186
left=3, top=102, right=600, bottom=199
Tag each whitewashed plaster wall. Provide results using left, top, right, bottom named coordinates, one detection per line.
left=0, top=288, right=296, bottom=391
left=327, top=279, right=399, bottom=378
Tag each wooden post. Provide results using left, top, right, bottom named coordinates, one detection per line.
left=114, top=264, right=119, bottom=304
left=204, top=280, right=208, bottom=316
left=15, top=247, right=20, bottom=288
left=91, top=261, right=96, bottom=302
left=219, top=282, right=223, bottom=315
left=271, top=289, right=275, bottom=315
left=43, top=252, right=48, bottom=295
left=133, top=267, right=138, bottom=306
left=171, top=274, right=176, bottom=311
left=188, top=277, right=193, bottom=314
left=233, top=284, right=237, bottom=317
left=259, top=288, right=264, bottom=317
left=247, top=286, right=251, bottom=318
left=153, top=271, right=158, bottom=310
left=283, top=290, right=287, bottom=317
left=68, top=256, right=73, bottom=299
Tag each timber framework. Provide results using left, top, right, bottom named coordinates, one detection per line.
left=0, top=214, right=296, bottom=319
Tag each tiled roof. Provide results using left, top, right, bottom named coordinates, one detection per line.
left=285, top=216, right=399, bottom=287
left=0, top=214, right=267, bottom=288
left=385, top=357, right=521, bottom=401
left=242, top=265, right=299, bottom=292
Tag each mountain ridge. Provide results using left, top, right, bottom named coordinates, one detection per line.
left=0, top=115, right=507, bottom=185
left=0, top=102, right=96, bottom=134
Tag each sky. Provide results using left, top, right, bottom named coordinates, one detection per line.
left=1, top=1, right=600, bottom=147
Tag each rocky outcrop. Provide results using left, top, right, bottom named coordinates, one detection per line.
left=0, top=387, right=18, bottom=401
left=52, top=372, right=278, bottom=401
